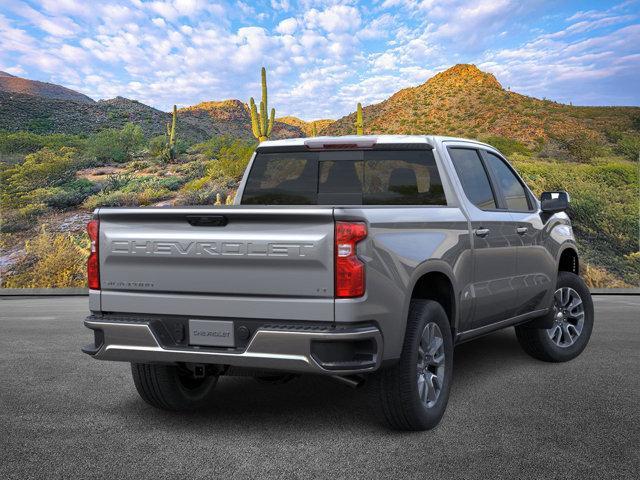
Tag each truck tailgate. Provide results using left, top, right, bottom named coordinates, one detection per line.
left=96, top=207, right=335, bottom=320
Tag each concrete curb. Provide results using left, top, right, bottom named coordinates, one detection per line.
left=590, top=288, right=640, bottom=295
left=1, top=287, right=638, bottom=296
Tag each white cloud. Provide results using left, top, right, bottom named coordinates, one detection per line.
left=358, top=14, right=395, bottom=39
left=276, top=17, right=298, bottom=35
left=9, top=2, right=80, bottom=37
left=304, top=5, right=361, bottom=33
left=271, top=0, right=291, bottom=11
left=1, top=65, right=26, bottom=76
left=152, top=17, right=166, bottom=28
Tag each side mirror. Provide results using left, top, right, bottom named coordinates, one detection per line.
left=540, top=191, right=570, bottom=213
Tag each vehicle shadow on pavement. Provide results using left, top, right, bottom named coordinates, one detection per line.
left=119, top=328, right=533, bottom=431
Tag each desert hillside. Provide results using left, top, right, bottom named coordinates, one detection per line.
left=179, top=100, right=303, bottom=140
left=276, top=116, right=334, bottom=136
left=0, top=71, right=95, bottom=104
left=323, top=64, right=640, bottom=147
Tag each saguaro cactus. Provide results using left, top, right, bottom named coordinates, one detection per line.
left=249, top=67, right=275, bottom=142
left=165, top=104, right=177, bottom=161
left=310, top=122, right=317, bottom=137
left=355, top=102, right=363, bottom=135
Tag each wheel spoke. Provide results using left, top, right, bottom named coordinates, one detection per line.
left=431, top=352, right=445, bottom=366
left=417, top=374, right=426, bottom=401
left=425, top=373, right=437, bottom=403
left=561, top=323, right=574, bottom=345
left=429, top=336, right=443, bottom=356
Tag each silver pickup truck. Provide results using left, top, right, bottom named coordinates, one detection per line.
left=83, top=135, right=594, bottom=430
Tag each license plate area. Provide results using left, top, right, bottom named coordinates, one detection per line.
left=188, top=319, right=235, bottom=347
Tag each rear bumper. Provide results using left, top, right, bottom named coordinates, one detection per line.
left=83, top=317, right=383, bottom=375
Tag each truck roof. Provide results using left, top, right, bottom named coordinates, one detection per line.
left=259, top=135, right=494, bottom=150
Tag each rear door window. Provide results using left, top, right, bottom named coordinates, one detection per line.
left=242, top=149, right=446, bottom=206
left=448, top=147, right=497, bottom=210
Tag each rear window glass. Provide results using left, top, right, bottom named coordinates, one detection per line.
left=241, top=150, right=446, bottom=206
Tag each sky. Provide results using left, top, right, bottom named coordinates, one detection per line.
left=0, top=0, right=638, bottom=120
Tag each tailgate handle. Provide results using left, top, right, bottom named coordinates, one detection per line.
left=186, top=215, right=228, bottom=227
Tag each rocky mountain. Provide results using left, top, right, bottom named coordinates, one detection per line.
left=276, top=116, right=334, bottom=136
left=0, top=71, right=94, bottom=104
left=0, top=72, right=304, bottom=142
left=322, top=64, right=640, bottom=147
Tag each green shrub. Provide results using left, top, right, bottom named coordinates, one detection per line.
left=192, top=136, right=256, bottom=160
left=215, top=141, right=254, bottom=178
left=0, top=131, right=88, bottom=154
left=0, top=203, right=47, bottom=232
left=614, top=133, right=640, bottom=160
left=31, top=179, right=98, bottom=209
left=88, top=123, right=144, bottom=162
left=554, top=132, right=603, bottom=162
left=148, top=135, right=167, bottom=157
left=83, top=187, right=172, bottom=209
left=0, top=147, right=81, bottom=208
left=481, top=136, right=531, bottom=156
left=27, top=117, right=54, bottom=134
left=174, top=186, right=222, bottom=206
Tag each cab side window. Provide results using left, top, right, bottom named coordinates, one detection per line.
left=448, top=148, right=497, bottom=210
left=483, top=152, right=531, bottom=211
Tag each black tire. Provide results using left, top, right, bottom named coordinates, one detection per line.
left=515, top=271, right=594, bottom=362
left=131, top=363, right=218, bottom=411
left=370, top=300, right=453, bottom=431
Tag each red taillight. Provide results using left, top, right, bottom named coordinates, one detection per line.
left=335, top=221, right=367, bottom=298
left=87, top=219, right=100, bottom=290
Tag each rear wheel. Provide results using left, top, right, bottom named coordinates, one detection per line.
left=131, top=363, right=219, bottom=411
left=371, top=300, right=453, bottom=431
left=515, top=271, right=594, bottom=362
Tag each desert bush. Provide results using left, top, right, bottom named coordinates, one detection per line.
left=2, top=227, right=88, bottom=288
left=0, top=203, right=47, bottom=233
left=88, top=123, right=144, bottom=162
left=30, top=179, right=98, bottom=209
left=148, top=135, right=167, bottom=157
left=581, top=263, right=629, bottom=288
left=551, top=132, right=603, bottom=162
left=0, top=131, right=87, bottom=155
left=83, top=187, right=172, bottom=209
left=102, top=173, right=133, bottom=192
left=215, top=141, right=254, bottom=178
left=0, top=147, right=81, bottom=208
left=614, top=133, right=640, bottom=160
left=481, top=136, right=531, bottom=156
left=174, top=186, right=225, bottom=206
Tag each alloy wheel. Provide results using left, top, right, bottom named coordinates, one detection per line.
left=417, top=322, right=446, bottom=408
left=547, top=287, right=585, bottom=348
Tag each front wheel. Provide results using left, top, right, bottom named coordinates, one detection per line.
left=370, top=299, right=453, bottom=431
left=131, top=363, right=219, bottom=411
left=515, top=271, right=594, bottom=362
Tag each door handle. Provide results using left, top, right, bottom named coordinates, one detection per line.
left=475, top=228, right=490, bottom=237
left=516, top=227, right=528, bottom=235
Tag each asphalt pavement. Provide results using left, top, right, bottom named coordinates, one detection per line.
left=1, top=295, right=638, bottom=479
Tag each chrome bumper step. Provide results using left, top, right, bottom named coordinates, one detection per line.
left=83, top=318, right=382, bottom=374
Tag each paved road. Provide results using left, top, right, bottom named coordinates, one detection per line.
left=1, top=296, right=638, bottom=479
